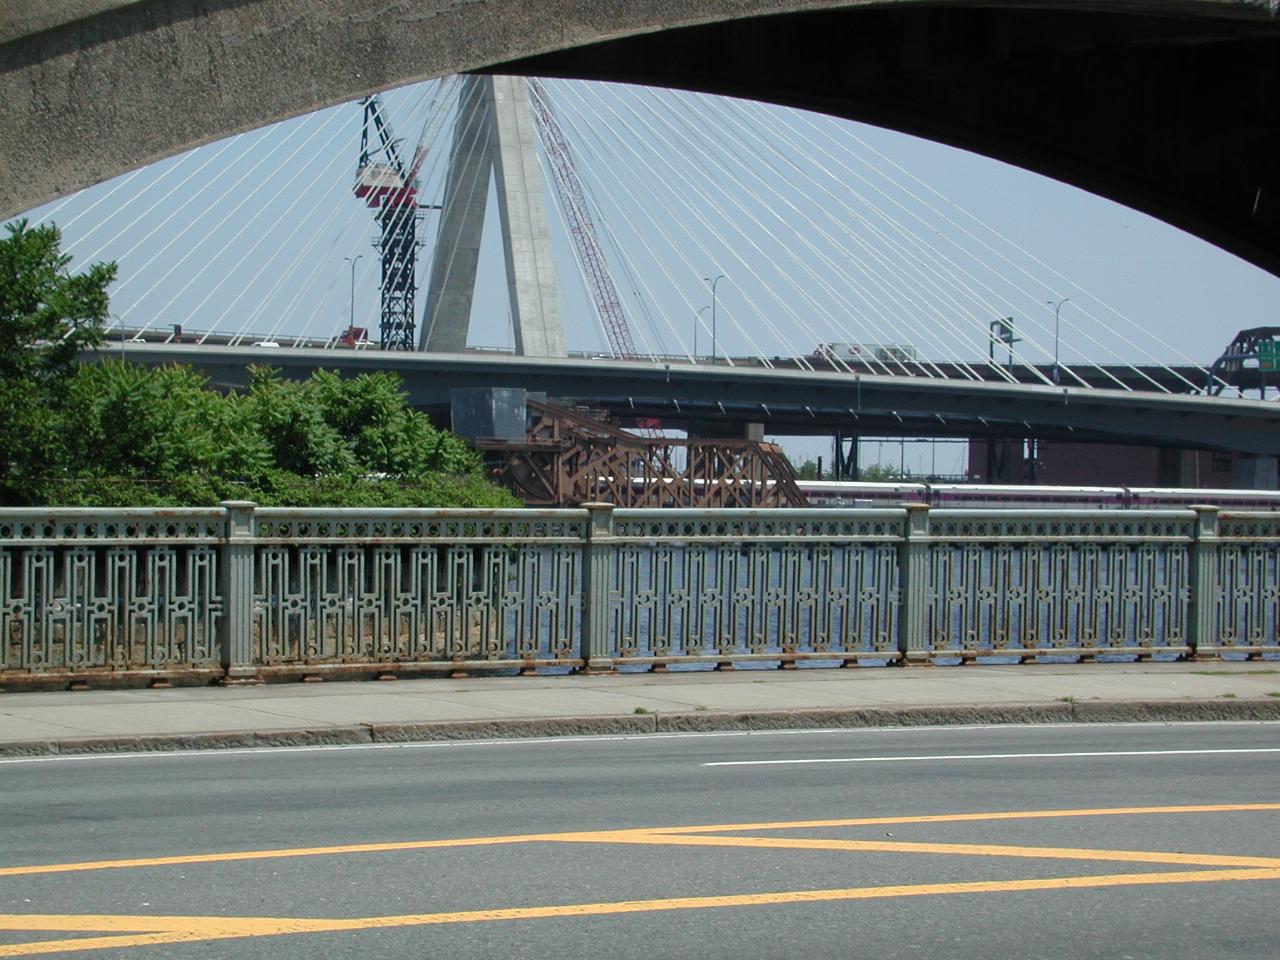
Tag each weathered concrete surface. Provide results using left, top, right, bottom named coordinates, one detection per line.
left=421, top=75, right=565, bottom=356
left=491, top=75, right=565, bottom=357
left=421, top=76, right=496, bottom=353
left=3, top=661, right=1279, bottom=756
left=0, top=0, right=850, bottom=219
left=7, top=2, right=1280, bottom=277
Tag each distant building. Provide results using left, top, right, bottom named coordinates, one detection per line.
left=967, top=440, right=1239, bottom=488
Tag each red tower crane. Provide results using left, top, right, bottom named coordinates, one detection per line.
left=354, top=96, right=427, bottom=350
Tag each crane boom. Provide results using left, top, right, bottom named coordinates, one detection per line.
left=526, top=78, right=639, bottom=361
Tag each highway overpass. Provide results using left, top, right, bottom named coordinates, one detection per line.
left=105, top=342, right=1280, bottom=455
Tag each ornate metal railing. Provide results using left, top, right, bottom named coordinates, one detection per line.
left=920, top=510, right=1194, bottom=662
left=1, top=503, right=1275, bottom=687
left=0, top=509, right=225, bottom=681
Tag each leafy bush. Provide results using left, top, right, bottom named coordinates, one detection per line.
left=31, top=364, right=519, bottom=508
left=1, top=220, right=518, bottom=509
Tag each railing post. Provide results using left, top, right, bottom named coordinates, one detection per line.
left=580, top=502, right=616, bottom=673
left=897, top=503, right=931, bottom=665
left=1188, top=505, right=1220, bottom=661
left=218, top=500, right=260, bottom=684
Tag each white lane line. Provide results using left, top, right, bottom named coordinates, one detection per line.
left=0, top=722, right=1277, bottom=766
left=704, top=747, right=1280, bottom=767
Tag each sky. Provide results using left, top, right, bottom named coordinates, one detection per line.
left=12, top=76, right=1280, bottom=476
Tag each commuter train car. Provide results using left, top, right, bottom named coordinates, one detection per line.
left=798, top=481, right=930, bottom=507
left=796, top=481, right=1280, bottom=510
left=925, top=483, right=1129, bottom=509
left=1125, top=487, right=1280, bottom=510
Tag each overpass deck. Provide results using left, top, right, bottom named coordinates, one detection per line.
left=102, top=341, right=1280, bottom=455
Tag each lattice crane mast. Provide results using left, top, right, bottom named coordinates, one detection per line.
left=354, top=96, right=427, bottom=350
left=526, top=78, right=640, bottom=361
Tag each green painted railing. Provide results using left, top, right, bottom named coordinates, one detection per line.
left=1, top=503, right=1275, bottom=687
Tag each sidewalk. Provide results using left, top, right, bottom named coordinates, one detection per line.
left=2, top=661, right=1279, bottom=757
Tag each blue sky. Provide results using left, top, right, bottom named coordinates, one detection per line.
left=14, top=77, right=1280, bottom=474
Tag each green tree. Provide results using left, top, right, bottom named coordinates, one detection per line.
left=306, top=368, right=479, bottom=476
left=241, top=366, right=356, bottom=477
left=793, top=458, right=821, bottom=480
left=1, top=220, right=516, bottom=508
left=0, top=220, right=115, bottom=503
left=40, top=362, right=518, bottom=508
left=54, top=361, right=271, bottom=498
left=859, top=463, right=909, bottom=482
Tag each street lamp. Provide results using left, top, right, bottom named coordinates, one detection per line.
left=694, top=305, right=710, bottom=362
left=344, top=255, right=362, bottom=334
left=1047, top=298, right=1069, bottom=384
left=703, top=273, right=725, bottom=364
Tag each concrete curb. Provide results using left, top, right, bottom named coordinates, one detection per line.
left=369, top=715, right=657, bottom=742
left=652, top=703, right=1078, bottom=731
left=2, top=698, right=1278, bottom=758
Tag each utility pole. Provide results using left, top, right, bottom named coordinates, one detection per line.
left=1047, top=298, right=1069, bottom=384
left=695, top=305, right=709, bottom=361
left=344, top=255, right=362, bottom=335
left=987, top=317, right=1020, bottom=483
left=704, top=273, right=725, bottom=364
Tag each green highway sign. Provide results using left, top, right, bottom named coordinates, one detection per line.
left=1258, top=337, right=1278, bottom=371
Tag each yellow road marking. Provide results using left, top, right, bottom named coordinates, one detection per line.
left=0, top=834, right=553, bottom=879
left=654, top=803, right=1280, bottom=834
left=2, top=868, right=1279, bottom=956
left=572, top=832, right=1280, bottom=869
left=4, top=803, right=1276, bottom=878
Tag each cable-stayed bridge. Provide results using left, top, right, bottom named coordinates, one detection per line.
left=108, top=341, right=1277, bottom=458
left=16, top=74, right=1280, bottom=489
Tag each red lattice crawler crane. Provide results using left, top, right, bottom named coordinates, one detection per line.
left=354, top=96, right=426, bottom=350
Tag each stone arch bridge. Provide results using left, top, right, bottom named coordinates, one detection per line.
left=6, top=0, right=1280, bottom=277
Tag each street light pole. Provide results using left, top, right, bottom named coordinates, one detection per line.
left=704, top=273, right=725, bottom=364
left=695, top=305, right=710, bottom=362
left=344, top=255, right=362, bottom=333
left=1047, top=297, right=1069, bottom=384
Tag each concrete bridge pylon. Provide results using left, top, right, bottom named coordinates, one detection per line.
left=420, top=75, right=565, bottom=358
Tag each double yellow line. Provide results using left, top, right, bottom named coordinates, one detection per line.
left=2, top=803, right=1277, bottom=956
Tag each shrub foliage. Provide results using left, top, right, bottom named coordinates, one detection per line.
left=0, top=221, right=517, bottom=508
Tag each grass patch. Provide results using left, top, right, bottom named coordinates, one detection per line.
left=633, top=706, right=651, bottom=715
left=1266, top=692, right=1280, bottom=698
left=1220, top=692, right=1238, bottom=699
left=1057, top=696, right=1075, bottom=703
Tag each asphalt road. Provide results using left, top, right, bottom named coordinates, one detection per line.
left=2, top=722, right=1279, bottom=959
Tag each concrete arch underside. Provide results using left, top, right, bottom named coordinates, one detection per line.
left=6, top=1, right=1280, bottom=276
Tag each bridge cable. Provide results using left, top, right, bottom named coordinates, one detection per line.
left=674, top=87, right=1005, bottom=383
left=113, top=104, right=340, bottom=339
left=565, top=80, right=873, bottom=374
left=525, top=79, right=664, bottom=362
left=845, top=123, right=1213, bottom=391
left=547, top=80, right=782, bottom=367
left=784, top=110, right=1138, bottom=390
left=606, top=81, right=952, bottom=378
left=733, top=97, right=1084, bottom=388
left=826, top=115, right=1204, bottom=392
left=635, top=83, right=937, bottom=379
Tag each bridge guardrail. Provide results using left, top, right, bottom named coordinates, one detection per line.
left=1, top=503, right=1275, bottom=687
